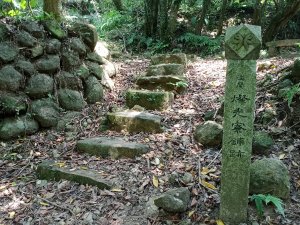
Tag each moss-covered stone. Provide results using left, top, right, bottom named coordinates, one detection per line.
left=146, top=63, right=185, bottom=76
left=84, top=76, right=103, bottom=104
left=0, top=92, right=28, bottom=116
left=136, top=75, right=188, bottom=93
left=107, top=110, right=162, bottom=133
left=252, top=131, right=274, bottom=155
left=58, top=89, right=86, bottom=111
left=36, top=161, right=112, bottom=190
left=15, top=60, right=36, bottom=76
left=35, top=55, right=60, bottom=74
left=0, top=42, right=19, bottom=63
left=0, top=116, right=39, bottom=140
left=85, top=61, right=105, bottom=80
left=61, top=51, right=81, bottom=71
left=151, top=53, right=187, bottom=67
left=45, top=39, right=61, bottom=54
left=57, top=71, right=83, bottom=91
left=250, top=158, right=290, bottom=199
left=70, top=37, right=87, bottom=56
left=194, top=121, right=223, bottom=147
left=0, top=65, right=24, bottom=91
left=25, top=74, right=54, bottom=99
left=126, top=89, right=174, bottom=111
left=43, top=20, right=67, bottom=40
left=15, top=30, right=37, bottom=47
left=76, top=137, right=149, bottom=159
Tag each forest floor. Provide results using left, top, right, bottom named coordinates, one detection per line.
left=0, top=52, right=300, bottom=225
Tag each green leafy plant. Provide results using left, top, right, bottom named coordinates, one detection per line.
left=175, top=81, right=188, bottom=88
left=284, top=83, right=300, bottom=107
left=249, top=194, right=285, bottom=217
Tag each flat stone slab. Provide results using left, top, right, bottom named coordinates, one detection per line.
left=36, top=161, right=112, bottom=190
left=77, top=137, right=149, bottom=159
left=146, top=64, right=185, bottom=76
left=136, top=75, right=188, bottom=93
left=126, top=89, right=174, bottom=111
left=107, top=110, right=162, bottom=133
left=151, top=53, right=187, bottom=67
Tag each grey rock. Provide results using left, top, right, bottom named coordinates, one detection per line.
left=107, top=110, right=162, bottom=133
left=146, top=64, right=185, bottom=76
left=0, top=22, right=9, bottom=41
left=58, top=89, right=86, bottom=111
left=125, top=89, right=174, bottom=111
left=76, top=137, right=149, bottom=159
left=145, top=197, right=159, bottom=218
left=43, top=20, right=67, bottom=39
left=20, top=21, right=45, bottom=38
left=57, top=71, right=83, bottom=90
left=0, top=65, right=24, bottom=91
left=252, top=131, right=274, bottom=155
left=194, top=121, right=223, bottom=147
left=35, top=55, right=60, bottom=73
left=0, top=92, right=28, bottom=116
left=85, top=61, right=104, bottom=80
left=0, top=116, right=39, bottom=140
left=70, top=22, right=98, bottom=51
left=250, top=158, right=290, bottom=199
left=61, top=51, right=80, bottom=71
left=16, top=30, right=37, bottom=47
left=70, top=37, right=86, bottom=56
left=84, top=76, right=103, bottom=103
left=46, top=39, right=61, bottom=54
left=87, top=52, right=105, bottom=64
left=25, top=74, right=54, bottom=99
left=31, top=99, right=60, bottom=127
left=151, top=53, right=187, bottom=67
left=154, top=187, right=190, bottom=213
left=15, top=60, right=36, bottom=76
left=0, top=42, right=19, bottom=63
left=36, top=161, right=112, bottom=190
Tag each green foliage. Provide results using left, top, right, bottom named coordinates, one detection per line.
left=0, top=0, right=37, bottom=17
left=283, top=83, right=300, bottom=107
left=175, top=81, right=188, bottom=88
left=249, top=194, right=285, bottom=217
left=177, top=33, right=221, bottom=55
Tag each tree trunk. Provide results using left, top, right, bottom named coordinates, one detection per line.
left=263, top=0, right=300, bottom=43
left=196, top=0, right=211, bottom=35
left=43, top=0, right=62, bottom=20
left=217, top=0, right=228, bottom=36
left=168, top=0, right=182, bottom=36
left=159, top=0, right=169, bottom=40
left=252, top=0, right=269, bottom=25
left=112, top=0, right=124, bottom=12
left=144, top=0, right=160, bottom=37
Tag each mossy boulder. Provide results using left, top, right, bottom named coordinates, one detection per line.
left=16, top=30, right=37, bottom=47
left=0, top=65, right=24, bottom=91
left=76, top=137, right=149, bottom=159
left=84, top=76, right=103, bottom=104
left=87, top=52, right=105, bottom=64
left=151, top=53, right=187, bottom=67
left=0, top=42, right=19, bottom=63
left=85, top=61, right=105, bottom=80
left=70, top=37, right=87, bottom=56
left=107, top=110, right=162, bottom=133
left=58, top=89, right=86, bottom=111
left=20, top=21, right=45, bottom=38
left=290, top=58, right=300, bottom=83
left=15, top=60, right=36, bottom=76
left=194, top=121, right=223, bottom=147
left=31, top=99, right=60, bottom=127
left=252, top=131, right=274, bottom=155
left=126, top=89, right=174, bottom=111
left=0, top=116, right=39, bottom=140
left=45, top=39, right=61, bottom=54
left=43, top=20, right=67, bottom=40
left=70, top=22, right=98, bottom=51
left=25, top=74, right=54, bottom=99
left=0, top=92, right=28, bottom=116
left=57, top=71, right=83, bottom=91
left=0, top=22, right=10, bottom=41
left=36, top=161, right=112, bottom=190
left=146, top=63, right=185, bottom=76
left=35, top=55, right=60, bottom=74
left=250, top=158, right=290, bottom=199
left=61, top=51, right=81, bottom=71
left=73, top=63, right=90, bottom=80
left=136, top=75, right=188, bottom=93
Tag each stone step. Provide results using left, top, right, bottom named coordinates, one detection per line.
left=107, top=110, right=162, bottom=133
left=146, top=63, right=185, bottom=76
left=76, top=137, right=149, bottom=159
left=151, top=53, right=187, bottom=67
left=125, top=89, right=174, bottom=111
left=136, top=75, right=188, bottom=93
left=36, top=161, right=112, bottom=190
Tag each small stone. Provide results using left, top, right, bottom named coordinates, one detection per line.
left=252, top=131, right=274, bottom=155
left=85, top=61, right=105, bottom=80
left=194, top=121, right=223, bottom=147
left=27, top=45, right=44, bottom=58
left=0, top=92, right=28, bottom=116
left=250, top=158, right=290, bottom=199
left=181, top=172, right=193, bottom=184
left=84, top=76, right=104, bottom=104
left=57, top=71, right=83, bottom=91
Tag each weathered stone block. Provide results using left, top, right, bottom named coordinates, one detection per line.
left=0, top=66, right=24, bottom=91
left=70, top=37, right=87, bottom=56
left=57, top=71, right=83, bottom=91
left=21, top=21, right=45, bottom=38
left=70, top=22, right=98, bottom=51
left=31, top=99, right=60, bottom=127
left=0, top=92, right=28, bottom=116
left=45, top=39, right=61, bottom=54
left=76, top=137, right=149, bottom=159
left=146, top=63, right=185, bottom=76
left=15, top=60, right=36, bottom=76
left=107, top=110, right=162, bottom=133
left=194, top=121, right=223, bottom=147
left=85, top=61, right=105, bottom=80
left=35, top=55, right=60, bottom=73
left=61, top=51, right=81, bottom=71
left=126, top=89, right=174, bottom=111
left=151, top=53, right=187, bottom=67
left=250, top=158, right=290, bottom=199
left=58, top=89, right=86, bottom=111
left=84, top=76, right=103, bottom=104
left=43, top=20, right=67, bottom=40
left=0, top=42, right=19, bottom=63
left=25, top=74, right=54, bottom=99
left=36, top=161, right=112, bottom=190
left=16, top=30, right=37, bottom=47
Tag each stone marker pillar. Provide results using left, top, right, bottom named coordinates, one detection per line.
left=220, top=24, right=261, bottom=224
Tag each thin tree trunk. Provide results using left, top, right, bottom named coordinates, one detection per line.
left=196, top=0, right=211, bottom=35
left=168, top=0, right=182, bottom=36
left=159, top=0, right=169, bottom=40
left=252, top=0, right=269, bottom=25
left=43, top=0, right=62, bottom=20
left=217, top=0, right=228, bottom=36
left=263, top=0, right=300, bottom=43
left=144, top=0, right=160, bottom=37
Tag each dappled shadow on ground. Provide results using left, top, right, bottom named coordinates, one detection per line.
left=0, top=55, right=299, bottom=225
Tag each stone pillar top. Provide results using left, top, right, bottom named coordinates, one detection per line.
left=225, top=24, right=261, bottom=60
